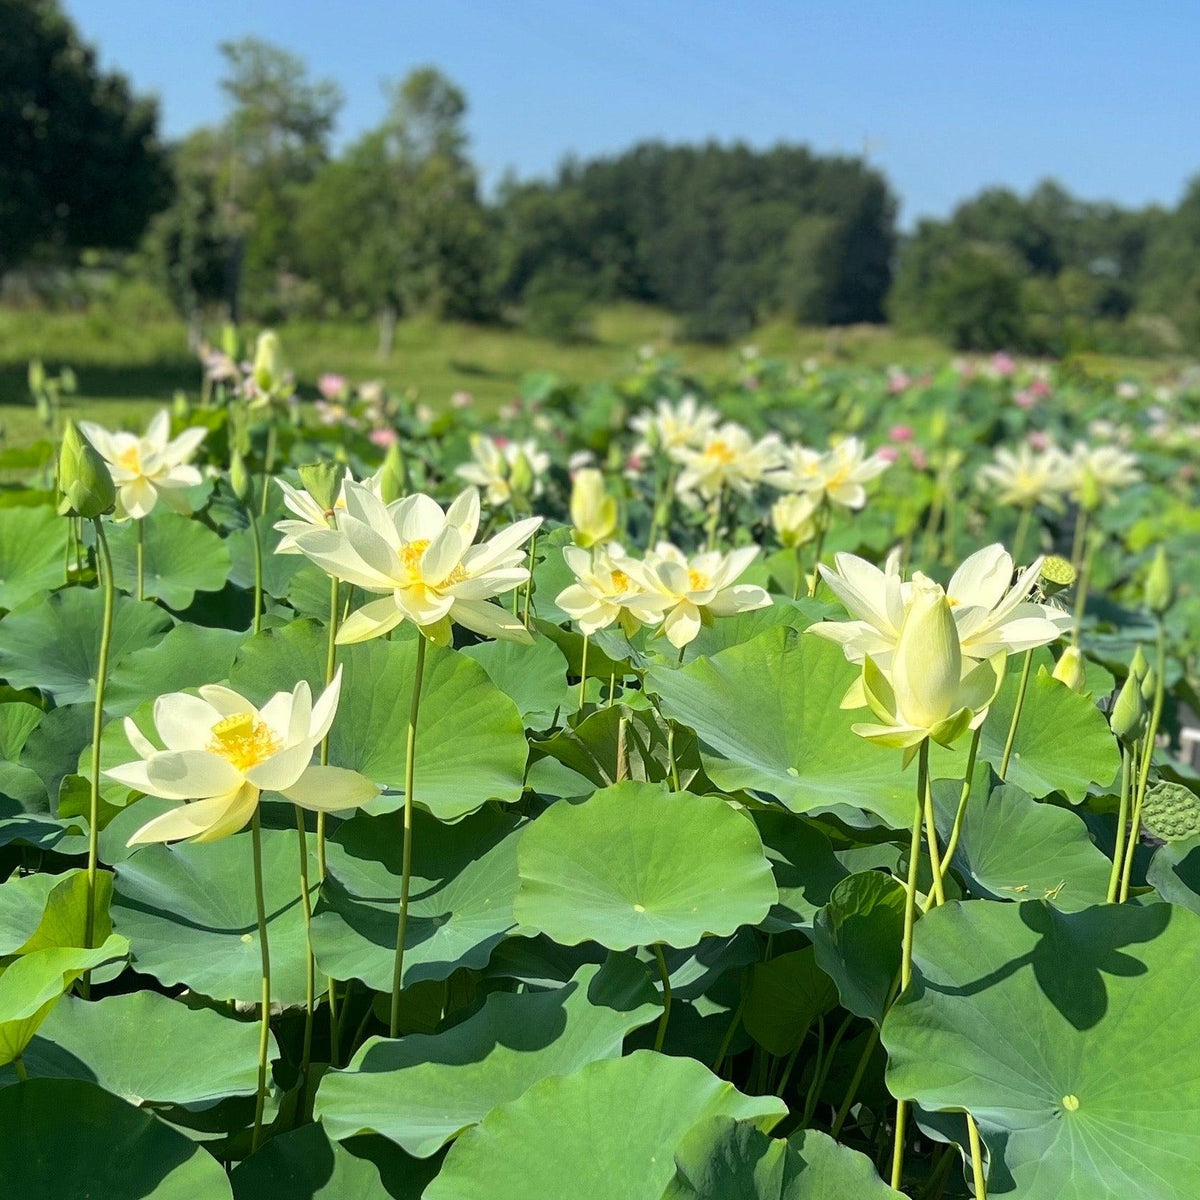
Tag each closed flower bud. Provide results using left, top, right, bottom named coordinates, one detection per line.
left=1129, top=646, right=1148, bottom=682
left=1145, top=547, right=1173, bottom=615
left=892, top=584, right=962, bottom=728
left=27, top=359, right=45, bottom=393
left=1077, top=469, right=1102, bottom=513
left=1051, top=645, right=1086, bottom=693
left=377, top=443, right=406, bottom=504
left=57, top=421, right=115, bottom=518
left=1140, top=666, right=1157, bottom=705
left=297, top=462, right=343, bottom=514
left=771, top=493, right=818, bottom=548
left=1110, top=671, right=1145, bottom=742
left=570, top=469, right=618, bottom=548
left=229, top=449, right=252, bottom=504
left=509, top=449, right=534, bottom=505
left=220, top=322, right=240, bottom=361
left=252, top=330, right=283, bottom=394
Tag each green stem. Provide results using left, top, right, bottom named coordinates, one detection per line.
left=807, top=499, right=830, bottom=598
left=389, top=634, right=427, bottom=1038
left=999, top=650, right=1033, bottom=780
left=1070, top=504, right=1089, bottom=573
left=1121, top=620, right=1167, bottom=902
left=937, top=726, right=981, bottom=885
left=522, top=529, right=537, bottom=628
left=1106, top=744, right=1133, bottom=903
left=259, top=423, right=276, bottom=517
left=711, top=985, right=747, bottom=1074
left=831, top=1024, right=880, bottom=1138
left=703, top=486, right=724, bottom=550
left=135, top=517, right=145, bottom=601
left=293, top=808, right=315, bottom=1105
left=615, top=714, right=629, bottom=783
left=1011, top=503, right=1033, bottom=564
left=967, top=1112, right=989, bottom=1199
left=648, top=463, right=675, bottom=547
left=652, top=944, right=672, bottom=1052
left=13, top=1054, right=27, bottom=1082
left=802, top=1011, right=853, bottom=1122
left=666, top=721, right=680, bottom=791
left=321, top=574, right=340, bottom=1050
left=250, top=810, right=272, bottom=1150
left=890, top=1099, right=909, bottom=1191
left=84, top=518, right=115, bottom=969
left=248, top=509, right=264, bottom=635
left=578, top=633, right=589, bottom=714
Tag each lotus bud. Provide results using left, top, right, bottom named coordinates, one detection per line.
left=60, top=367, right=77, bottom=394
left=892, top=583, right=962, bottom=728
left=570, top=469, right=618, bottom=548
left=509, top=449, right=534, bottom=505
left=1039, top=555, right=1075, bottom=598
left=27, top=359, right=45, bottom=394
left=252, top=330, right=283, bottom=394
left=771, top=493, right=818, bottom=548
left=1052, top=645, right=1086, bottom=693
left=1140, top=666, right=1158, bottom=705
left=377, top=443, right=406, bottom=504
left=172, top=390, right=190, bottom=419
left=298, top=462, right=343, bottom=515
left=1130, top=646, right=1148, bottom=682
left=229, top=449, right=252, bottom=505
left=1077, top=469, right=1102, bottom=512
left=57, top=421, right=115, bottom=519
left=220, top=323, right=241, bottom=361
left=1145, top=547, right=1173, bottom=615
left=1110, top=671, right=1145, bottom=742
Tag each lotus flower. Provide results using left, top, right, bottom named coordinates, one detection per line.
left=767, top=437, right=890, bottom=510
left=556, top=544, right=668, bottom=636
left=629, top=395, right=720, bottom=455
left=671, top=422, right=782, bottom=501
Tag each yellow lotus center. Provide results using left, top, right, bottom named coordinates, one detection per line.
left=705, top=440, right=736, bottom=464
left=208, top=712, right=280, bottom=771
left=688, top=569, right=710, bottom=591
left=117, top=446, right=142, bottom=472
left=610, top=568, right=629, bottom=590
left=399, top=539, right=431, bottom=570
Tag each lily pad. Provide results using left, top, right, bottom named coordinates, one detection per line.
left=1147, top=835, right=1200, bottom=914
left=112, top=823, right=317, bottom=1004
left=425, top=1050, right=787, bottom=1200
left=754, top=811, right=849, bottom=934
left=461, top=635, right=576, bottom=729
left=107, top=511, right=232, bottom=610
left=0, top=507, right=69, bottom=611
left=316, top=954, right=661, bottom=1155
left=514, top=783, right=777, bottom=949
left=646, top=630, right=916, bottom=828
left=882, top=899, right=1200, bottom=1200
left=0, top=1078, right=232, bottom=1198
left=743, top=948, right=838, bottom=1056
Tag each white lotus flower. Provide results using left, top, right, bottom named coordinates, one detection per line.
left=975, top=444, right=1070, bottom=510
left=556, top=544, right=669, bottom=636
left=79, top=410, right=206, bottom=520
left=1067, top=443, right=1142, bottom=505
left=810, top=544, right=1069, bottom=665
left=274, top=470, right=383, bottom=554
left=623, top=542, right=771, bottom=648
left=454, top=434, right=549, bottom=507
left=671, top=422, right=783, bottom=501
left=848, top=582, right=1005, bottom=760
left=771, top=493, right=819, bottom=548
left=109, top=670, right=379, bottom=846
left=291, top=484, right=540, bottom=645
left=629, top=395, right=720, bottom=455
left=767, top=437, right=890, bottom=510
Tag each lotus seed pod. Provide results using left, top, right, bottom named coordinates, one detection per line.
left=56, top=421, right=116, bottom=519
left=297, top=462, right=343, bottom=514
left=1129, top=646, right=1148, bottom=682
left=1141, top=781, right=1200, bottom=841
left=377, top=443, right=406, bottom=504
left=1145, top=547, right=1173, bottom=615
left=1109, top=671, right=1145, bottom=742
left=229, top=449, right=252, bottom=505
left=1039, top=555, right=1075, bottom=597
left=1051, top=645, right=1086, bottom=693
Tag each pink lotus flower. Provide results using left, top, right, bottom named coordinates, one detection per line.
left=318, top=373, right=347, bottom=401
left=451, top=391, right=473, bottom=410
left=991, top=352, right=1016, bottom=378
left=1027, top=431, right=1051, bottom=450
left=1013, top=388, right=1038, bottom=410
left=1030, top=378, right=1052, bottom=398
left=889, top=425, right=913, bottom=443
left=877, top=446, right=900, bottom=463
left=369, top=427, right=398, bottom=448
left=908, top=446, right=928, bottom=470
left=887, top=370, right=911, bottom=394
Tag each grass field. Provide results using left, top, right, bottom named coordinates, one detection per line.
left=0, top=302, right=1187, bottom=445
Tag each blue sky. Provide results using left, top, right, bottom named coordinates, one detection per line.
left=66, top=0, right=1200, bottom=225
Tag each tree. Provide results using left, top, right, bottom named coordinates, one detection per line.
left=0, top=0, right=169, bottom=273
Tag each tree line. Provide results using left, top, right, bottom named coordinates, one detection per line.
left=4, top=0, right=1200, bottom=355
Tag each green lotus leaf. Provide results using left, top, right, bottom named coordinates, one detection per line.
left=316, top=954, right=661, bottom=1156
left=112, top=822, right=317, bottom=1004
left=515, top=782, right=777, bottom=950
left=938, top=783, right=1111, bottom=909
left=812, top=871, right=905, bottom=1024
left=311, top=806, right=523, bottom=992
left=231, top=621, right=527, bottom=818
left=461, top=634, right=576, bottom=729
left=882, top=899, right=1200, bottom=1200
left=646, top=629, right=917, bottom=828
left=0, top=507, right=69, bottom=611
left=743, top=948, right=838, bottom=1057
left=425, top=1050, right=787, bottom=1200
left=754, top=811, right=849, bottom=933
left=0, top=701, right=43, bottom=760
left=0, top=588, right=169, bottom=709
left=226, top=514, right=304, bottom=600
left=231, top=1124, right=437, bottom=1200
left=1147, top=834, right=1200, bottom=914
left=0, top=1078, right=233, bottom=1198
left=670, top=597, right=832, bottom=665
left=662, top=1117, right=903, bottom=1199
left=17, top=703, right=93, bottom=805
left=0, top=867, right=112, bottom=955
left=1, top=990, right=274, bottom=1107
left=106, top=511, right=232, bottom=610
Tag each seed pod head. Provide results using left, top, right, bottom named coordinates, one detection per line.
left=297, top=462, right=343, bottom=514
left=229, top=449, right=252, bottom=505
left=1039, top=555, right=1076, bottom=597
left=1051, top=645, right=1086, bottom=693
left=1145, top=547, right=1173, bottom=615
left=1110, top=670, right=1145, bottom=742
left=57, top=421, right=116, bottom=519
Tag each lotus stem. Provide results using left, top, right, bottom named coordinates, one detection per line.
left=807, top=498, right=830, bottom=598
left=802, top=1010, right=853, bottom=1122
left=615, top=714, right=629, bottom=783
left=1106, top=743, right=1133, bottom=903
left=999, top=650, right=1033, bottom=780
left=320, top=575, right=340, bottom=1046
left=390, top=633, right=427, bottom=1038
left=652, top=944, right=672, bottom=1052
left=1071, top=518, right=1096, bottom=646
left=293, top=808, right=316, bottom=1105
left=135, top=517, right=145, bottom=601
left=666, top=721, right=680, bottom=791
left=937, top=726, right=981, bottom=883
left=711, top=983, right=747, bottom=1074
left=84, top=517, right=115, bottom=981
left=1070, top=504, right=1089, bottom=575
left=248, top=508, right=264, bottom=636
left=578, top=633, right=589, bottom=714
left=890, top=1100, right=909, bottom=1191
left=704, top=485, right=724, bottom=550
left=12, top=1055, right=27, bottom=1082
left=1011, top=503, right=1033, bottom=565
left=967, top=1112, right=989, bottom=1198
left=648, top=462, right=675, bottom=547
left=831, top=1023, right=880, bottom=1138
left=250, top=810, right=273, bottom=1150
left=522, top=530, right=537, bottom=628
left=259, top=423, right=276, bottom=517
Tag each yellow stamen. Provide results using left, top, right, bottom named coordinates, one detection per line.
left=705, top=440, right=735, bottom=464
left=208, top=712, right=280, bottom=771
left=688, top=569, right=709, bottom=591
left=117, top=446, right=141, bottom=472
left=399, top=538, right=431, bottom=570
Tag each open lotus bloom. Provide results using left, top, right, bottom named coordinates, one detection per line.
left=670, top=422, right=783, bottom=500
left=1067, top=442, right=1142, bottom=504
left=454, top=434, right=549, bottom=507
left=108, top=669, right=379, bottom=846
left=274, top=470, right=385, bottom=553
left=556, top=543, right=669, bottom=636
left=811, top=544, right=1069, bottom=666
left=847, top=583, right=1006, bottom=764
left=629, top=394, right=720, bottom=456
left=79, top=409, right=206, bottom=520
left=291, top=483, right=541, bottom=645
left=767, top=436, right=890, bottom=509
left=975, top=443, right=1070, bottom=510
left=623, top=542, right=771, bottom=648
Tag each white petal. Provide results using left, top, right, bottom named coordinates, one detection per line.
left=127, top=784, right=258, bottom=846
left=197, top=684, right=258, bottom=718
left=663, top=601, right=702, bottom=648
left=144, top=750, right=244, bottom=799
left=282, top=765, right=380, bottom=811
left=123, top=716, right=158, bottom=760
left=336, top=596, right=405, bottom=645
left=449, top=597, right=533, bottom=643
left=153, top=692, right=222, bottom=752
left=244, top=741, right=313, bottom=792
left=311, top=666, right=343, bottom=742
left=119, top=478, right=158, bottom=520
